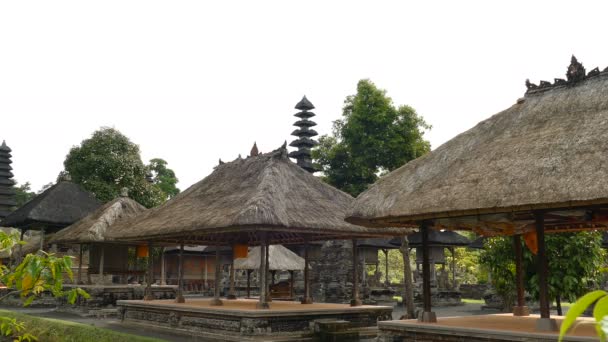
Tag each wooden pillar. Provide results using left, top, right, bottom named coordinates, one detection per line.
left=97, top=244, right=105, bottom=285
left=512, top=235, right=529, bottom=316
left=160, top=247, right=166, bottom=286
left=383, top=249, right=390, bottom=286
left=246, top=269, right=252, bottom=298
left=420, top=222, right=437, bottom=322
left=256, top=233, right=269, bottom=309
left=301, top=239, right=312, bottom=304
left=351, top=239, right=362, bottom=306
left=227, top=245, right=236, bottom=300
left=175, top=242, right=185, bottom=303
left=210, top=245, right=223, bottom=306
left=77, top=244, right=84, bottom=284
left=535, top=212, right=557, bottom=331
left=265, top=241, right=272, bottom=302
left=289, top=270, right=295, bottom=299
left=144, top=242, right=154, bottom=300
left=450, top=247, right=456, bottom=290
left=270, top=270, right=276, bottom=285
left=87, top=246, right=92, bottom=285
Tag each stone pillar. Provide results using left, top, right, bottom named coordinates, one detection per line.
left=535, top=212, right=557, bottom=331
left=175, top=243, right=185, bottom=303
left=246, top=269, right=252, bottom=298
left=351, top=239, right=362, bottom=306
left=512, top=235, right=529, bottom=316
left=419, top=222, right=437, bottom=322
left=210, top=245, right=223, bottom=306
left=160, top=248, right=166, bottom=286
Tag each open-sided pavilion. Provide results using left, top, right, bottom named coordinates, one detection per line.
left=106, top=145, right=408, bottom=338
left=348, top=57, right=608, bottom=341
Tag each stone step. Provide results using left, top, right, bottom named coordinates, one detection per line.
left=314, top=319, right=351, bottom=333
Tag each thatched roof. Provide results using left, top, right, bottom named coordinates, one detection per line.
left=234, top=245, right=305, bottom=271
left=468, top=237, right=486, bottom=250
left=50, top=196, right=146, bottom=244
left=348, top=60, right=608, bottom=236
left=389, top=230, right=470, bottom=247
left=1, top=181, right=101, bottom=231
left=107, top=146, right=409, bottom=245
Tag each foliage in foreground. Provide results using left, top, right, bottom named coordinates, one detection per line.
left=0, top=310, right=164, bottom=342
left=559, top=290, right=608, bottom=341
left=0, top=231, right=89, bottom=341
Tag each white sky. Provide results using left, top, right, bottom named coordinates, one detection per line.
left=1, top=1, right=607, bottom=192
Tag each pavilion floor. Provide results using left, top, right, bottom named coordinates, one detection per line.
left=117, top=298, right=393, bottom=339
left=378, top=314, right=597, bottom=342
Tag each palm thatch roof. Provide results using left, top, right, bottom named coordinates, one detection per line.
left=1, top=180, right=101, bottom=231
left=50, top=196, right=146, bottom=244
left=107, top=146, right=409, bottom=245
left=389, top=230, right=470, bottom=247
left=348, top=60, right=608, bottom=236
left=234, top=245, right=305, bottom=271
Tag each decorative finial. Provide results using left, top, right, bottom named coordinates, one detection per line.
left=566, top=55, right=586, bottom=83
left=120, top=187, right=129, bottom=197
left=250, top=142, right=259, bottom=157
left=295, top=96, right=315, bottom=110
left=219, top=158, right=224, bottom=165
left=238, top=154, right=242, bottom=159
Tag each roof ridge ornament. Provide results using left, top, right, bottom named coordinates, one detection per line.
left=250, top=142, right=259, bottom=157
left=525, top=56, right=606, bottom=95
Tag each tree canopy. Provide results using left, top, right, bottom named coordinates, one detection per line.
left=146, top=158, right=180, bottom=200
left=63, top=127, right=168, bottom=208
left=313, top=79, right=431, bottom=196
left=13, top=182, right=36, bottom=209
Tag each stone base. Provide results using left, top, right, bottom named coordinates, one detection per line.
left=418, top=311, right=437, bottom=323
left=117, top=298, right=393, bottom=338
left=512, top=306, right=530, bottom=316
left=535, top=318, right=558, bottom=332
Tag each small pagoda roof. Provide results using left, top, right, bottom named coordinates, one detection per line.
left=468, top=237, right=486, bottom=249
left=295, top=96, right=315, bottom=111
left=107, top=145, right=409, bottom=245
left=50, top=196, right=146, bottom=244
left=234, top=245, right=305, bottom=271
left=389, top=230, right=470, bottom=247
left=1, top=180, right=102, bottom=231
left=348, top=59, right=608, bottom=236
left=357, top=238, right=399, bottom=249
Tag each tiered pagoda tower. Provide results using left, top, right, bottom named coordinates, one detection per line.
left=0, top=141, right=16, bottom=219
left=288, top=96, right=318, bottom=173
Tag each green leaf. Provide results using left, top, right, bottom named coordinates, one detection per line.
left=593, top=296, right=608, bottom=339
left=560, top=290, right=608, bottom=341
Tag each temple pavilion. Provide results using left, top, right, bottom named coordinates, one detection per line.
left=347, top=56, right=608, bottom=341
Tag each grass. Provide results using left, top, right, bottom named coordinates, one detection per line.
left=0, top=309, right=165, bottom=342
left=461, top=298, right=485, bottom=304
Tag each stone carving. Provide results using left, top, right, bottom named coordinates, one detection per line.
left=588, top=67, right=600, bottom=78
left=566, top=55, right=586, bottom=82
left=526, top=56, right=606, bottom=95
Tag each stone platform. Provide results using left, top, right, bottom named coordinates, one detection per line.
left=117, top=298, right=392, bottom=340
left=377, top=314, right=597, bottom=342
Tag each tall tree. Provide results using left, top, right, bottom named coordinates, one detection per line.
left=63, top=127, right=165, bottom=208
left=314, top=79, right=431, bottom=316
left=146, top=158, right=180, bottom=200
left=313, top=79, right=431, bottom=197
left=12, top=182, right=35, bottom=208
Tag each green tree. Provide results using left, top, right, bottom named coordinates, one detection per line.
left=146, top=158, right=180, bottom=200
left=63, top=127, right=165, bottom=208
left=12, top=182, right=36, bottom=208
left=480, top=232, right=603, bottom=313
left=313, top=79, right=431, bottom=197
